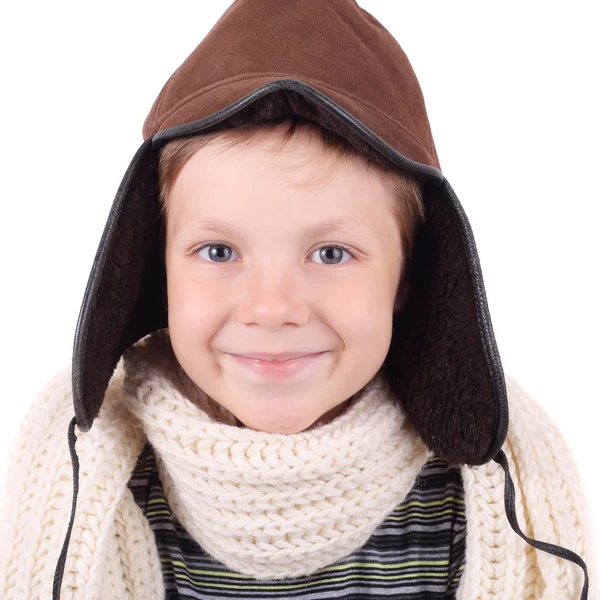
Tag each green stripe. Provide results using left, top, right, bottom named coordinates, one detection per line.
left=147, top=510, right=172, bottom=518
left=148, top=498, right=169, bottom=506
left=161, top=557, right=450, bottom=576
left=133, top=465, right=153, bottom=474
left=390, top=508, right=466, bottom=521
left=162, top=569, right=455, bottom=591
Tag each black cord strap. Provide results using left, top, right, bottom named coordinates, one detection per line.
left=494, top=449, right=589, bottom=599
left=52, top=417, right=80, bottom=600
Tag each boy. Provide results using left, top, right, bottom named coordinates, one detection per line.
left=0, top=1, right=596, bottom=598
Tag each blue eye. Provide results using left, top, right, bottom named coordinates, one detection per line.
left=310, top=246, right=353, bottom=265
left=195, top=244, right=354, bottom=265
left=197, top=244, right=240, bottom=263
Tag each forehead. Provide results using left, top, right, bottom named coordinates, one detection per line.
left=167, top=132, right=394, bottom=233
left=172, top=215, right=380, bottom=246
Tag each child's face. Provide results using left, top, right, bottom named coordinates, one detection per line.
left=164, top=125, right=404, bottom=433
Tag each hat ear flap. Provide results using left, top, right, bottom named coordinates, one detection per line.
left=72, top=139, right=168, bottom=432
left=383, top=178, right=507, bottom=466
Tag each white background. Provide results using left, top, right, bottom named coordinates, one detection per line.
left=1, top=0, right=598, bottom=556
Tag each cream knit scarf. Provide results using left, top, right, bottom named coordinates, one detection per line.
left=0, top=331, right=597, bottom=599
left=120, top=328, right=431, bottom=580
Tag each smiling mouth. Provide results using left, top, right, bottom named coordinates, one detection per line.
left=232, top=351, right=326, bottom=362
left=228, top=352, right=328, bottom=380
left=235, top=354, right=317, bottom=363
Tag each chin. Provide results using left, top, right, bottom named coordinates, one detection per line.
left=237, top=411, right=317, bottom=435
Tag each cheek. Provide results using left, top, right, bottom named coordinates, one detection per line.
left=331, top=281, right=394, bottom=364
left=332, top=278, right=393, bottom=331
left=167, top=274, right=224, bottom=335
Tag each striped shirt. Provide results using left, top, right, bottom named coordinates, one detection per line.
left=128, top=442, right=466, bottom=599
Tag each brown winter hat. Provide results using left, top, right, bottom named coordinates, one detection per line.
left=72, top=0, right=508, bottom=466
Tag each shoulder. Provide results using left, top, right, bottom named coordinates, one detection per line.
left=0, top=363, right=75, bottom=595
left=6, top=359, right=127, bottom=457
left=460, top=372, right=598, bottom=599
left=501, top=373, right=588, bottom=516
left=504, top=373, right=597, bottom=598
left=0, top=359, right=128, bottom=509
left=0, top=359, right=133, bottom=597
left=502, top=373, right=588, bottom=472
left=503, top=372, right=560, bottom=430
left=3, top=363, right=75, bottom=482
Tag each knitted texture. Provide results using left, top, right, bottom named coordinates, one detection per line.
left=0, top=365, right=164, bottom=600
left=0, top=351, right=597, bottom=598
left=457, top=376, right=599, bottom=600
left=120, top=329, right=430, bottom=579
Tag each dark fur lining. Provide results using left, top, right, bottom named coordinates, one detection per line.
left=75, top=90, right=502, bottom=465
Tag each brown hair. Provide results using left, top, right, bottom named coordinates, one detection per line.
left=157, top=117, right=425, bottom=306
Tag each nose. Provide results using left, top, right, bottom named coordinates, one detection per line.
left=235, top=263, right=310, bottom=330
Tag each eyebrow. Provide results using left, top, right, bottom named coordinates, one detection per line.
left=172, top=216, right=372, bottom=240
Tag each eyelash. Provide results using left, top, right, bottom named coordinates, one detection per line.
left=193, top=242, right=356, bottom=265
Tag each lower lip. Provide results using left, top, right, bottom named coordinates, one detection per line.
left=228, top=352, right=328, bottom=380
